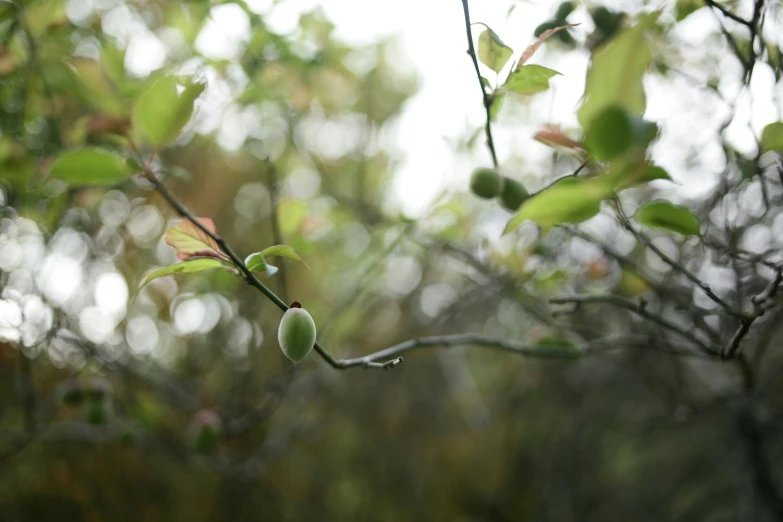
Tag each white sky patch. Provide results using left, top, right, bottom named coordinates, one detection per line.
left=195, top=4, right=251, bottom=60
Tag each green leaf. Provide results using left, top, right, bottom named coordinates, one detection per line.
left=67, top=58, right=125, bottom=116
left=244, top=252, right=279, bottom=276
left=490, top=92, right=504, bottom=121
left=504, top=177, right=611, bottom=234
left=675, top=0, right=702, bottom=20
left=635, top=200, right=701, bottom=236
left=504, top=65, right=561, bottom=95
left=137, top=258, right=232, bottom=295
left=259, top=245, right=310, bottom=269
left=133, top=75, right=206, bottom=147
left=760, top=122, right=783, bottom=152
left=585, top=106, right=634, bottom=161
left=578, top=15, right=657, bottom=129
left=478, top=26, right=513, bottom=73
left=49, top=148, right=134, bottom=186
left=608, top=160, right=672, bottom=190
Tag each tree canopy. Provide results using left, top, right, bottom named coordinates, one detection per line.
left=1, top=0, right=783, bottom=520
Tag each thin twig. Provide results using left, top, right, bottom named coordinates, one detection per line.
left=264, top=161, right=288, bottom=303
left=550, top=294, right=721, bottom=356
left=613, top=199, right=746, bottom=318
left=704, top=0, right=752, bottom=26
left=334, top=333, right=654, bottom=369
left=566, top=227, right=723, bottom=342
left=724, top=267, right=782, bottom=359
left=461, top=0, right=499, bottom=168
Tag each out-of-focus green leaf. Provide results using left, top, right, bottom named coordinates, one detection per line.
left=278, top=198, right=309, bottom=236
left=133, top=75, right=206, bottom=147
left=585, top=106, right=634, bottom=161
left=477, top=26, right=513, bottom=73
left=635, top=200, right=701, bottom=236
left=67, top=58, right=125, bottom=116
left=676, top=0, right=702, bottom=20
left=578, top=14, right=657, bottom=129
left=490, top=92, right=505, bottom=121
left=137, top=258, right=233, bottom=295
left=504, top=65, right=561, bottom=95
left=760, top=122, right=783, bottom=152
left=260, top=245, right=310, bottom=269
left=504, top=177, right=611, bottom=234
left=49, top=148, right=134, bottom=186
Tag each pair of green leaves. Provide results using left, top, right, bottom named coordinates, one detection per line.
left=49, top=74, right=206, bottom=186
left=476, top=23, right=575, bottom=106
left=136, top=218, right=308, bottom=295
left=502, top=172, right=700, bottom=237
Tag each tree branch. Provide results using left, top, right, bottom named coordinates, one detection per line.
left=724, top=267, right=782, bottom=359
left=550, top=294, right=720, bottom=356
left=461, top=0, right=499, bottom=168
left=333, top=333, right=657, bottom=369
left=703, top=0, right=752, bottom=27
left=613, top=199, right=746, bottom=318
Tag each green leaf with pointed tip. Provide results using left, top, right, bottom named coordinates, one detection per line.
left=760, top=122, right=783, bottom=152
left=578, top=14, right=657, bottom=129
left=504, top=177, right=611, bottom=234
left=635, top=200, right=701, bottom=236
left=478, top=26, right=513, bottom=73
left=49, top=148, right=134, bottom=186
left=504, top=65, right=561, bottom=95
left=244, top=252, right=279, bottom=276
left=133, top=75, right=206, bottom=147
left=259, top=245, right=310, bottom=269
left=137, top=258, right=233, bottom=295
left=585, top=106, right=634, bottom=161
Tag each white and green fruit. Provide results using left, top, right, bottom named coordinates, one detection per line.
left=278, top=303, right=316, bottom=362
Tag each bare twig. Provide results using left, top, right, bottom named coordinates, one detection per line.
left=550, top=294, right=720, bottom=356
left=613, top=199, right=746, bottom=318
left=704, top=0, right=752, bottom=27
left=724, top=267, right=782, bottom=359
left=334, top=333, right=653, bottom=369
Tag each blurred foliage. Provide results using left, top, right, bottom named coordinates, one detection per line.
left=1, top=0, right=783, bottom=521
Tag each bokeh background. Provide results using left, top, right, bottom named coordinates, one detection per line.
left=2, top=0, right=783, bottom=520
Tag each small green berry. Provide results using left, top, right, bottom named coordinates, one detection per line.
left=278, top=302, right=316, bottom=362
left=498, top=177, right=529, bottom=211
left=469, top=167, right=503, bottom=199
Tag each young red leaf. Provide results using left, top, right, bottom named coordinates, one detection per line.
left=533, top=125, right=583, bottom=150
left=164, top=218, right=231, bottom=262
left=516, top=23, right=580, bottom=70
